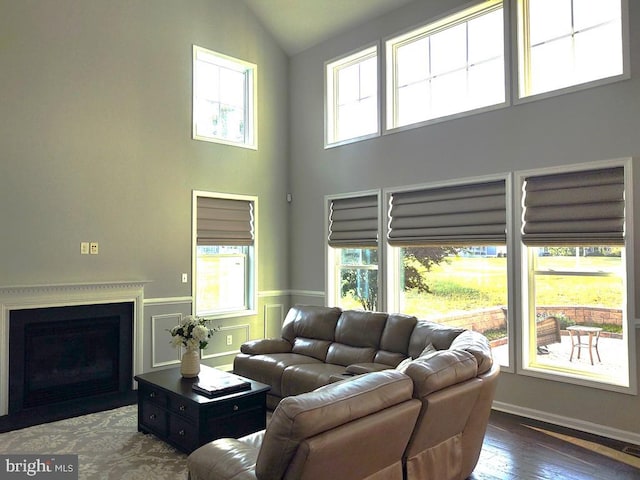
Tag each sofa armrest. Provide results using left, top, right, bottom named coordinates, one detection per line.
left=188, top=438, right=259, bottom=480
left=402, top=350, right=478, bottom=397
left=346, top=363, right=391, bottom=375
left=240, top=338, right=292, bottom=355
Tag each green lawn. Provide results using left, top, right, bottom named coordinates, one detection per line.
left=401, top=255, right=622, bottom=317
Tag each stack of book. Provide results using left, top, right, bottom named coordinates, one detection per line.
left=192, top=373, right=251, bottom=398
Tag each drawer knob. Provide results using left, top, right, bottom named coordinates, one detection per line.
left=149, top=414, right=156, bottom=420
left=179, top=429, right=185, bottom=436
left=149, top=392, right=156, bottom=398
left=233, top=405, right=239, bottom=411
left=179, top=405, right=186, bottom=411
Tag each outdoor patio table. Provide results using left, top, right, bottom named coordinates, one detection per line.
left=567, top=326, right=602, bottom=365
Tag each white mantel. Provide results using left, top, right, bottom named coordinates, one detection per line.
left=0, top=281, right=147, bottom=416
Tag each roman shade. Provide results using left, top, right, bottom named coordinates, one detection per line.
left=196, top=196, right=254, bottom=246
left=387, top=180, right=506, bottom=246
left=328, top=195, right=378, bottom=247
left=521, top=167, right=625, bottom=246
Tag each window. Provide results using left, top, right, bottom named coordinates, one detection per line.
left=326, top=193, right=380, bottom=310
left=520, top=166, right=631, bottom=389
left=517, top=0, right=626, bottom=98
left=325, top=46, right=378, bottom=147
left=193, top=192, right=257, bottom=317
left=193, top=45, right=257, bottom=149
left=387, top=179, right=510, bottom=366
left=386, top=0, right=505, bottom=130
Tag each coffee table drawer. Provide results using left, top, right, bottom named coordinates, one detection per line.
left=140, top=401, right=167, bottom=436
left=139, top=384, right=167, bottom=407
left=168, top=395, right=197, bottom=421
left=168, top=415, right=198, bottom=452
left=206, top=394, right=264, bottom=418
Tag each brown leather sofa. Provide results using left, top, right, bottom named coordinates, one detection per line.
left=187, top=370, right=421, bottom=480
left=233, top=305, right=499, bottom=480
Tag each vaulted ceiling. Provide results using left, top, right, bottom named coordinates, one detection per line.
left=243, top=0, right=414, bottom=56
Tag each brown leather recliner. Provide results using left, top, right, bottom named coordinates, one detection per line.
left=187, top=370, right=421, bottom=480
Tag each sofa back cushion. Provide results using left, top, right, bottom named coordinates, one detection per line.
left=334, top=310, right=388, bottom=348
left=402, top=350, right=478, bottom=397
left=326, top=343, right=376, bottom=366
left=281, top=305, right=342, bottom=343
left=291, top=338, right=332, bottom=361
left=408, top=321, right=465, bottom=358
left=448, top=330, right=494, bottom=374
left=256, top=370, right=415, bottom=480
left=379, top=314, right=417, bottom=354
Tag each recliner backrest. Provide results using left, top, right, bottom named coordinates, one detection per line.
left=255, top=370, right=420, bottom=480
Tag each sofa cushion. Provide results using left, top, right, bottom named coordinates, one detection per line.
left=346, top=362, right=391, bottom=374
left=448, top=330, right=494, bottom=375
left=408, top=321, right=465, bottom=358
left=373, top=350, right=407, bottom=367
left=402, top=350, right=478, bottom=398
left=281, top=363, right=348, bottom=396
left=240, top=338, right=292, bottom=355
left=233, top=352, right=322, bottom=397
left=379, top=313, right=417, bottom=354
left=281, top=305, right=342, bottom=344
left=325, top=343, right=376, bottom=366
left=292, top=337, right=332, bottom=361
left=256, top=370, right=415, bottom=479
left=334, top=310, right=388, bottom=348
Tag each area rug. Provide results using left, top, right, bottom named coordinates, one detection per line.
left=0, top=405, right=187, bottom=479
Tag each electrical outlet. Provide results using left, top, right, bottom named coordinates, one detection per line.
left=89, top=242, right=99, bottom=255
left=80, top=242, right=90, bottom=255
left=226, top=335, right=233, bottom=346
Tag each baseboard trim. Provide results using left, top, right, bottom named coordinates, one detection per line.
left=492, top=400, right=640, bottom=446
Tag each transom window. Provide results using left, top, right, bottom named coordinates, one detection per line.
left=517, top=0, right=625, bottom=98
left=325, top=46, right=378, bottom=147
left=386, top=0, right=505, bottom=129
left=193, top=45, right=257, bottom=149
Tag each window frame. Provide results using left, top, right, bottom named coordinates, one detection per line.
left=384, top=173, right=515, bottom=370
left=324, top=44, right=380, bottom=148
left=325, top=190, right=384, bottom=310
left=192, top=45, right=258, bottom=150
left=514, top=0, right=630, bottom=104
left=515, top=159, right=636, bottom=394
left=192, top=190, right=258, bottom=320
left=384, top=0, right=509, bottom=135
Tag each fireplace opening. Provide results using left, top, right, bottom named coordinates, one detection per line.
left=4, top=302, right=135, bottom=428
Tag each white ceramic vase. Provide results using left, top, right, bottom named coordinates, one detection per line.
left=181, top=349, right=200, bottom=378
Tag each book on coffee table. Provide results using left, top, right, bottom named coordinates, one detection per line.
left=192, top=375, right=251, bottom=398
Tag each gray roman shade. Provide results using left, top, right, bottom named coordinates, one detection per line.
left=387, top=180, right=506, bottom=246
left=521, top=167, right=625, bottom=246
left=328, top=195, right=378, bottom=247
left=197, top=196, right=254, bottom=246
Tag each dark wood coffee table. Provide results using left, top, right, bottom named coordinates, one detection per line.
left=134, top=365, right=270, bottom=453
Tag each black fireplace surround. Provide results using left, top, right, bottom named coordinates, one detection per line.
left=1, top=302, right=136, bottom=431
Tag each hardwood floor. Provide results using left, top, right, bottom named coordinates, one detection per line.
left=472, top=410, right=640, bottom=479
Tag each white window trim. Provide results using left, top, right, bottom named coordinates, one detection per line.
left=324, top=43, right=381, bottom=149
left=383, top=0, right=510, bottom=136
left=512, top=0, right=631, bottom=106
left=192, top=190, right=258, bottom=320
left=514, top=158, right=637, bottom=395
left=324, top=190, right=384, bottom=309
left=192, top=45, right=258, bottom=150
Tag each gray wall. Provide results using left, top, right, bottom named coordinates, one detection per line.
left=289, top=0, right=640, bottom=439
left=0, top=0, right=290, bottom=370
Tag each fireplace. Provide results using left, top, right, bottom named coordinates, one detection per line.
left=0, top=282, right=145, bottom=431
left=9, top=302, right=133, bottom=413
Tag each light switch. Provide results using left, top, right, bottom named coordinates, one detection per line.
left=181, top=273, right=188, bottom=283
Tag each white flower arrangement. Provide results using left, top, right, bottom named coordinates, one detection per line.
left=169, top=315, right=215, bottom=351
